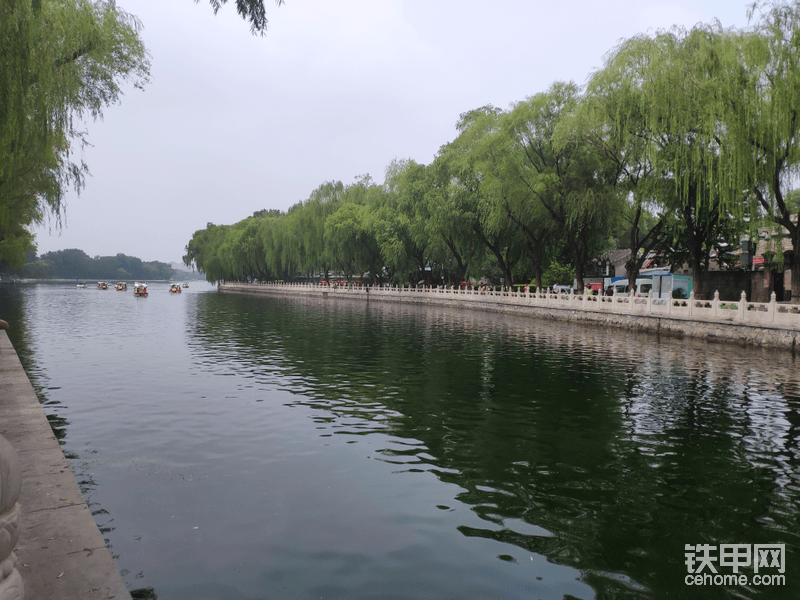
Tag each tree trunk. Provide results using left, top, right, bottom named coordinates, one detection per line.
left=680, top=200, right=714, bottom=300
left=473, top=223, right=513, bottom=286
left=567, top=240, right=586, bottom=292
left=502, top=247, right=514, bottom=286
left=443, top=237, right=468, bottom=284
left=791, top=230, right=800, bottom=304
left=523, top=237, right=544, bottom=290
left=488, top=242, right=512, bottom=286
left=626, top=212, right=665, bottom=292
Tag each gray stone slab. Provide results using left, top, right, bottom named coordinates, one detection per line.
left=0, top=405, right=46, bottom=422
left=17, top=447, right=86, bottom=511
left=0, top=379, right=41, bottom=408
left=0, top=415, right=61, bottom=454
left=17, top=501, right=128, bottom=600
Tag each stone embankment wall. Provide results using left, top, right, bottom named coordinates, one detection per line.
left=219, top=282, right=800, bottom=350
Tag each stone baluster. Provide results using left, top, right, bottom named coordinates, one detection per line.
left=688, top=290, right=694, bottom=317
left=0, top=435, right=23, bottom=599
left=738, top=291, right=747, bottom=321
left=768, top=291, right=777, bottom=323
left=713, top=290, right=720, bottom=317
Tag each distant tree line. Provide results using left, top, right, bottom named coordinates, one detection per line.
left=5, top=248, right=175, bottom=281
left=184, top=2, right=800, bottom=301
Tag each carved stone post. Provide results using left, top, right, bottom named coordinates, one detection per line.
left=738, top=291, right=747, bottom=322
left=0, top=435, right=23, bottom=599
left=768, top=291, right=777, bottom=323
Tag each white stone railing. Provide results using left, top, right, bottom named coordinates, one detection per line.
left=221, top=282, right=800, bottom=330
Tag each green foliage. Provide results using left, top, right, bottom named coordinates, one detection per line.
left=439, top=105, right=528, bottom=286
left=200, top=0, right=284, bottom=35
left=182, top=2, right=800, bottom=301
left=672, top=288, right=687, bottom=299
left=541, top=261, right=575, bottom=289
left=503, top=82, right=622, bottom=289
left=570, top=17, right=800, bottom=296
left=0, top=0, right=150, bottom=266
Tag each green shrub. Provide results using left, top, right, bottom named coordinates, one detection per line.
left=541, top=261, right=575, bottom=289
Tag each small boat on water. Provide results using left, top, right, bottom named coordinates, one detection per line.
left=133, top=283, right=148, bottom=296
left=115, top=281, right=127, bottom=291
left=76, top=282, right=86, bottom=288
left=169, top=283, right=182, bottom=294
left=97, top=281, right=109, bottom=290
left=182, top=283, right=189, bottom=288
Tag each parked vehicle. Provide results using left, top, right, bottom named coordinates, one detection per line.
left=650, top=274, right=693, bottom=299
left=605, top=282, right=630, bottom=296
left=635, top=278, right=653, bottom=297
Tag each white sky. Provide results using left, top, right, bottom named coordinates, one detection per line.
left=33, top=0, right=756, bottom=264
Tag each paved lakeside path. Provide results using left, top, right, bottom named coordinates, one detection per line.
left=219, top=282, right=800, bottom=351
left=0, top=329, right=131, bottom=600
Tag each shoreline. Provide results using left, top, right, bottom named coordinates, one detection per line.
left=219, top=282, right=800, bottom=351
left=0, top=330, right=132, bottom=599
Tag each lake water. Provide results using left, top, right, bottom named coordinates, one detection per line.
left=1, top=282, right=799, bottom=599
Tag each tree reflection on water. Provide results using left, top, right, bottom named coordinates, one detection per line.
left=187, top=292, right=800, bottom=598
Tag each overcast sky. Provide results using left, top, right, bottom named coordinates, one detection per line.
left=32, top=0, right=756, bottom=264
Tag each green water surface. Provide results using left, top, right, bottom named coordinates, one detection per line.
left=1, top=283, right=798, bottom=599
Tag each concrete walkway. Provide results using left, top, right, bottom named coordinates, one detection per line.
left=0, top=330, right=131, bottom=599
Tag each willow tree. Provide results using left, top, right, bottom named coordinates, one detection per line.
left=184, top=222, right=233, bottom=281
left=579, top=22, right=771, bottom=298
left=423, top=151, right=484, bottom=285
left=446, top=106, right=528, bottom=286
left=560, top=47, right=666, bottom=292
left=450, top=102, right=554, bottom=289
left=323, top=178, right=383, bottom=282
left=0, top=0, right=150, bottom=266
left=286, top=181, right=344, bottom=281
left=369, top=159, right=435, bottom=285
left=503, top=82, right=620, bottom=292
left=720, top=1, right=800, bottom=302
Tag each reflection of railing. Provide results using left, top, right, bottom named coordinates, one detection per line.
left=221, top=283, right=800, bottom=330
